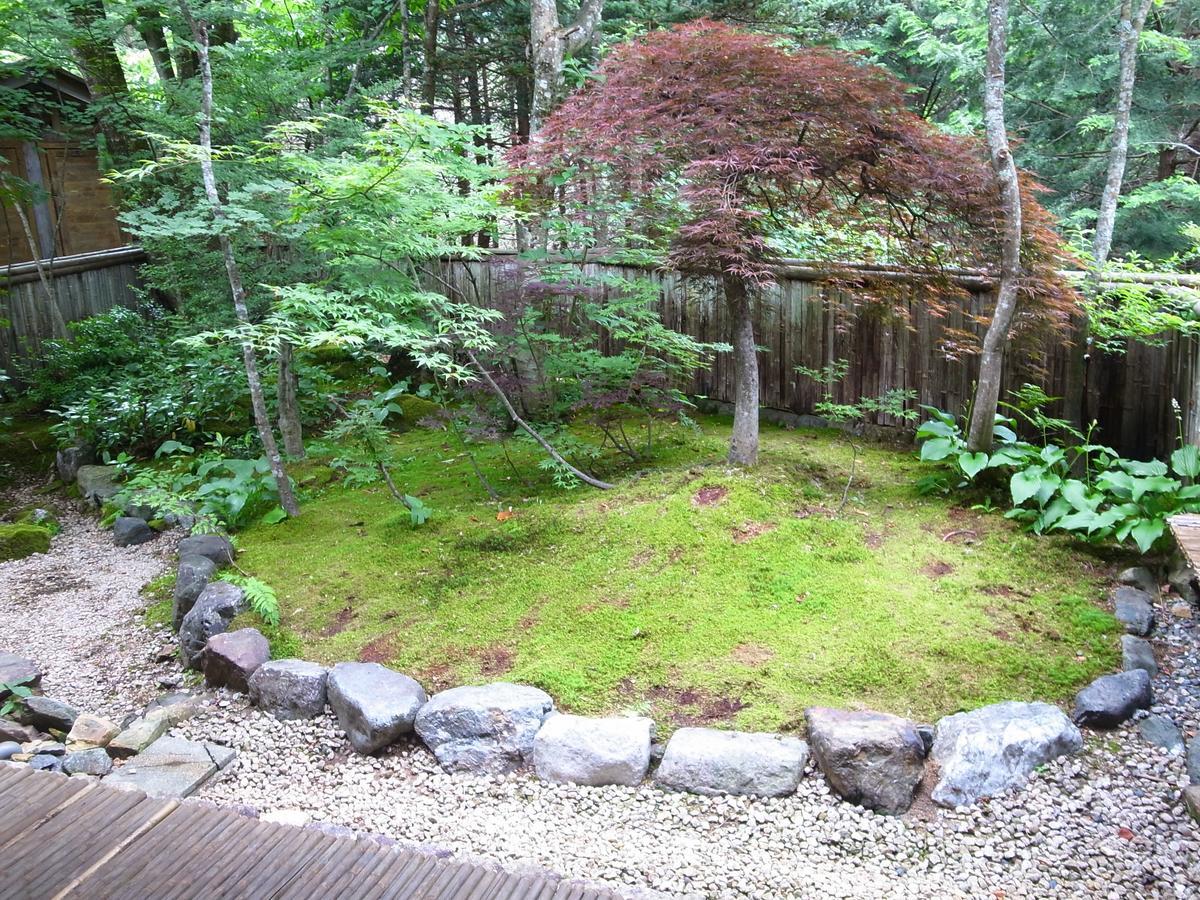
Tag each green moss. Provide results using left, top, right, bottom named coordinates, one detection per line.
left=235, top=416, right=1120, bottom=732
left=140, top=572, right=176, bottom=629
left=0, top=524, right=52, bottom=561
left=8, top=505, right=61, bottom=535
left=395, top=394, right=441, bottom=426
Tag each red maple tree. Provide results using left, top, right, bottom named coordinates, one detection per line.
left=510, top=20, right=1075, bottom=465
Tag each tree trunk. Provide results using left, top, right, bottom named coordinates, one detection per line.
left=178, top=0, right=299, bottom=517
left=529, top=0, right=603, bottom=132
left=724, top=272, right=759, bottom=466
left=135, top=6, right=176, bottom=82
left=966, top=0, right=1023, bottom=453
left=66, top=0, right=130, bottom=158
left=421, top=0, right=441, bottom=116
left=277, top=340, right=305, bottom=459
left=1092, top=0, right=1154, bottom=269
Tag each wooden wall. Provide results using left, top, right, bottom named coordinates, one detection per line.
left=429, top=255, right=1199, bottom=461
left=1, top=247, right=145, bottom=376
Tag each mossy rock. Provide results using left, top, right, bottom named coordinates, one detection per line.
left=396, top=394, right=441, bottom=425
left=0, top=524, right=52, bottom=561
left=8, top=505, right=61, bottom=535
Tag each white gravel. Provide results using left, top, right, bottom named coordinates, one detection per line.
left=3, top=486, right=1199, bottom=898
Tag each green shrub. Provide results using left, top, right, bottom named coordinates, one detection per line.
left=0, top=523, right=52, bottom=561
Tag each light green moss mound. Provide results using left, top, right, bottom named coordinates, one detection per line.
left=0, top=524, right=52, bottom=561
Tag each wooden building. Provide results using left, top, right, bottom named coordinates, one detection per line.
left=0, top=68, right=126, bottom=267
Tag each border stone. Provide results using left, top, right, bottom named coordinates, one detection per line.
left=1073, top=669, right=1153, bottom=728
left=415, top=683, right=554, bottom=774
left=806, top=707, right=925, bottom=814
left=532, top=714, right=653, bottom=786
left=174, top=554, right=218, bottom=630
left=1121, top=635, right=1158, bottom=676
left=177, top=534, right=235, bottom=566
left=203, top=628, right=270, bottom=693
left=249, top=660, right=328, bottom=720
left=1112, top=586, right=1155, bottom=636
left=655, top=728, right=808, bottom=797
left=327, top=662, right=427, bottom=755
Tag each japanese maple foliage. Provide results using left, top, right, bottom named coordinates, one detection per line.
left=510, top=20, right=1077, bottom=465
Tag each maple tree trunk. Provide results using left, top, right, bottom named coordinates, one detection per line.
left=966, top=0, right=1023, bottom=454
left=725, top=272, right=759, bottom=466
left=179, top=0, right=299, bottom=517
left=277, top=340, right=305, bottom=459
left=421, top=0, right=441, bottom=116
left=135, top=6, right=176, bottom=82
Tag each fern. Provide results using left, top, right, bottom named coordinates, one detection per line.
left=218, top=573, right=280, bottom=627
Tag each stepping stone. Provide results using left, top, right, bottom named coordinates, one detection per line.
left=932, top=701, right=1083, bottom=808
left=179, top=581, right=246, bottom=669
left=173, top=555, right=217, bottom=629
left=204, top=629, right=270, bottom=693
left=107, top=711, right=170, bottom=759
left=24, top=696, right=78, bottom=733
left=113, top=517, right=154, bottom=547
left=1139, top=715, right=1184, bottom=753
left=177, top=533, right=235, bottom=566
left=806, top=707, right=926, bottom=814
left=1073, top=669, right=1152, bottom=728
left=1121, top=635, right=1157, bottom=676
left=655, top=727, right=808, bottom=797
left=415, top=683, right=554, bottom=774
left=250, top=660, right=328, bottom=720
left=0, top=652, right=41, bottom=691
left=532, top=714, right=653, bottom=786
left=64, top=748, right=113, bottom=776
left=67, top=714, right=120, bottom=749
left=327, top=662, right=427, bottom=755
left=1117, top=566, right=1158, bottom=597
left=144, top=692, right=202, bottom=726
left=1113, top=586, right=1155, bottom=636
left=105, top=735, right=235, bottom=798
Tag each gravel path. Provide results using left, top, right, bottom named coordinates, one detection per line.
left=2, top=487, right=1198, bottom=899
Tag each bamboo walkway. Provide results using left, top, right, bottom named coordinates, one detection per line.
left=0, top=764, right=620, bottom=900
left=1170, top=514, right=1200, bottom=573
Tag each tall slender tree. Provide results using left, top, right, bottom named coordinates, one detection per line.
left=529, top=0, right=604, bottom=131
left=177, top=0, right=299, bottom=516
left=966, top=0, right=1024, bottom=452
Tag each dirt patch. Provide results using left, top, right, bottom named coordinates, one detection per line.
left=642, top=682, right=748, bottom=727
left=921, top=560, right=956, bottom=579
left=864, top=531, right=884, bottom=550
left=474, top=645, right=513, bottom=677
left=903, top=759, right=942, bottom=824
left=358, top=633, right=399, bottom=664
left=417, top=661, right=457, bottom=693
left=730, top=643, right=775, bottom=667
left=692, top=485, right=729, bottom=507
left=320, top=604, right=356, bottom=637
left=630, top=548, right=655, bottom=567
left=732, top=521, right=777, bottom=544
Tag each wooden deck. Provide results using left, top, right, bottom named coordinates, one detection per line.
left=0, top=764, right=620, bottom=900
left=1169, top=514, right=1200, bottom=572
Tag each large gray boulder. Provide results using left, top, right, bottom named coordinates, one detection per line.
left=56, top=446, right=94, bottom=484
left=414, top=682, right=554, bottom=773
left=203, top=628, right=270, bottom=693
left=0, top=652, right=41, bottom=692
left=1121, top=635, right=1158, bottom=676
left=249, top=659, right=328, bottom=720
left=1113, top=586, right=1155, bottom=636
left=655, top=728, right=808, bottom=797
left=24, top=696, right=78, bottom=733
left=75, top=465, right=119, bottom=507
left=177, top=533, right=235, bottom=566
left=327, top=662, right=427, bottom=755
left=1073, top=669, right=1153, bottom=728
left=113, top=516, right=154, bottom=547
left=178, top=581, right=246, bottom=669
left=806, top=707, right=926, bottom=815
left=532, top=714, right=653, bottom=786
left=173, top=554, right=218, bottom=629
left=932, top=701, right=1083, bottom=808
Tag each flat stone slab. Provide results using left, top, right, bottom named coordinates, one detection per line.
left=655, top=728, right=808, bottom=797
left=24, top=696, right=78, bottom=733
left=806, top=707, right=925, bottom=814
left=532, top=714, right=653, bottom=786
left=1073, top=669, right=1153, bottom=728
left=1113, top=586, right=1155, bottom=636
left=0, top=652, right=42, bottom=691
left=1121, top=635, right=1158, bottom=676
left=105, top=735, right=235, bottom=798
left=107, top=711, right=170, bottom=759
left=1117, top=566, right=1158, bottom=596
left=327, top=662, right=427, bottom=755
left=1139, top=715, right=1183, bottom=754
left=932, top=701, right=1083, bottom=808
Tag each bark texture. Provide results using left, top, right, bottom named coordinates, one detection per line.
left=966, top=0, right=1023, bottom=453
left=529, top=0, right=604, bottom=132
left=277, top=340, right=305, bottom=459
left=178, top=0, right=299, bottom=516
left=724, top=273, right=760, bottom=466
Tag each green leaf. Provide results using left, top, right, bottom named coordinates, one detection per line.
left=1120, top=459, right=1168, bottom=477
left=1011, top=467, right=1045, bottom=506
left=920, top=438, right=956, bottom=461
left=1131, top=518, right=1166, bottom=553
left=261, top=506, right=287, bottom=525
left=916, top=419, right=957, bottom=439
left=1060, top=479, right=1098, bottom=512
left=1172, top=445, right=1200, bottom=478
left=1130, top=475, right=1180, bottom=501
left=958, top=452, right=988, bottom=479
left=403, top=495, right=432, bottom=526
left=992, top=424, right=1018, bottom=443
